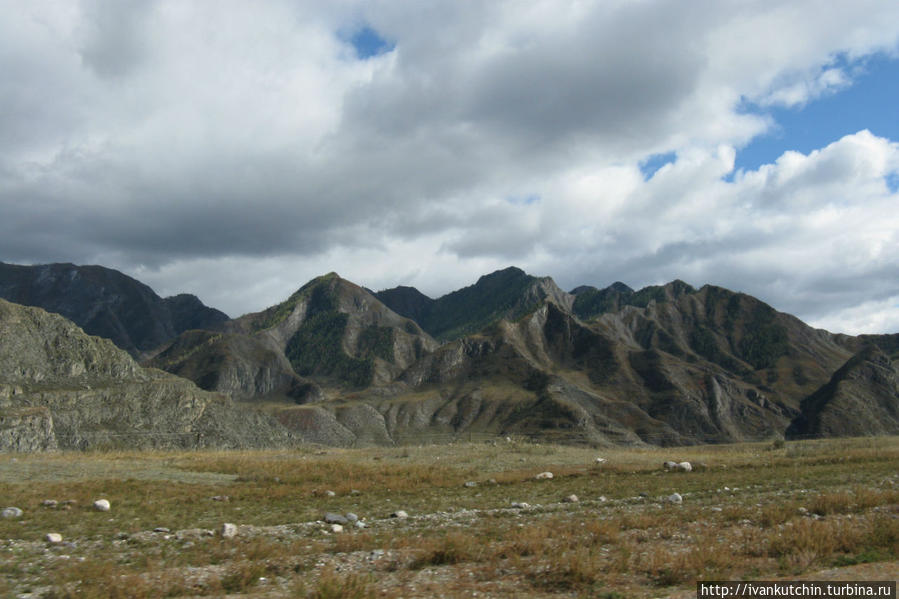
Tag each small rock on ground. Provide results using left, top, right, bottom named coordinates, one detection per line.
left=45, top=533, right=63, bottom=544
left=220, top=522, right=238, bottom=538
left=668, top=492, right=683, bottom=504
left=390, top=510, right=409, bottom=519
left=323, top=513, right=348, bottom=525
left=535, top=472, right=553, bottom=480
left=93, top=499, right=111, bottom=512
left=2, top=507, right=23, bottom=519
left=562, top=494, right=579, bottom=503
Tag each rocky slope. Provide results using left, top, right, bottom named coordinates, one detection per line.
left=376, top=266, right=574, bottom=341
left=5, top=262, right=894, bottom=449
left=359, top=284, right=851, bottom=446
left=146, top=266, right=896, bottom=447
left=0, top=262, right=228, bottom=358
left=786, top=345, right=899, bottom=438
left=149, top=273, right=439, bottom=402
left=0, top=299, right=293, bottom=451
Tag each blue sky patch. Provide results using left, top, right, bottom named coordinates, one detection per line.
left=734, top=53, right=899, bottom=174
left=887, top=172, right=899, bottom=194
left=343, top=25, right=395, bottom=60
left=639, top=151, right=677, bottom=180
left=506, top=194, right=540, bottom=206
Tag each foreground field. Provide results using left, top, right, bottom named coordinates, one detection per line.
left=1, top=437, right=898, bottom=598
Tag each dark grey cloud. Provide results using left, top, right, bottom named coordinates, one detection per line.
left=78, top=0, right=150, bottom=79
left=1, top=1, right=898, bottom=331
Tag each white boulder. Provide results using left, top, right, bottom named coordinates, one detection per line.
left=220, top=522, right=238, bottom=538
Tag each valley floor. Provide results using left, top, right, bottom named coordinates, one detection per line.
left=1, top=437, right=898, bottom=598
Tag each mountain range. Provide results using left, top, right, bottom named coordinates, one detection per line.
left=1, top=262, right=898, bottom=450
left=0, top=262, right=228, bottom=358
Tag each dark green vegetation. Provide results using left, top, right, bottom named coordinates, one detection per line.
left=286, top=312, right=374, bottom=388
left=738, top=304, right=790, bottom=370
left=282, top=279, right=399, bottom=389
left=377, top=266, right=551, bottom=341
left=251, top=273, right=342, bottom=333
left=1, top=437, right=897, bottom=597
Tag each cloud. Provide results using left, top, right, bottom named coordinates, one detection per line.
left=533, top=132, right=899, bottom=330
left=1, top=0, right=898, bottom=333
left=78, top=0, right=151, bottom=79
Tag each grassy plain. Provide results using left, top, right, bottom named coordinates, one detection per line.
left=1, top=436, right=897, bottom=598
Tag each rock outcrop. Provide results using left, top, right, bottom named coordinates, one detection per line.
left=376, top=266, right=574, bottom=341
left=146, top=267, right=895, bottom=447
left=6, top=261, right=895, bottom=450
left=0, top=299, right=292, bottom=451
left=786, top=345, right=899, bottom=438
left=151, top=273, right=438, bottom=401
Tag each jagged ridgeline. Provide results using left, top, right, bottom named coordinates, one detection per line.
left=375, top=267, right=573, bottom=341
left=2, top=262, right=898, bottom=449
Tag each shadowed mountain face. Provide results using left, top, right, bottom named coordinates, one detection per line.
left=2, top=261, right=896, bottom=449
left=786, top=345, right=899, bottom=439
left=0, top=262, right=228, bottom=358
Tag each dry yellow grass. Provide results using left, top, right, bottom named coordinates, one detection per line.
left=1, top=435, right=897, bottom=597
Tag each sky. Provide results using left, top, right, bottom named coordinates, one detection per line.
left=1, top=1, right=898, bottom=334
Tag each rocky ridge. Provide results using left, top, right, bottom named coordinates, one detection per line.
left=786, top=345, right=899, bottom=438
left=148, top=267, right=898, bottom=447
left=2, top=261, right=897, bottom=450
left=0, top=262, right=228, bottom=358
left=0, top=299, right=293, bottom=451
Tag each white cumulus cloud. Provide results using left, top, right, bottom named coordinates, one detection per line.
left=0, top=0, right=898, bottom=333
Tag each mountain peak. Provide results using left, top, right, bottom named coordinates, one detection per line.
left=0, top=261, right=228, bottom=357
left=608, top=281, right=634, bottom=294
left=475, top=266, right=528, bottom=284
